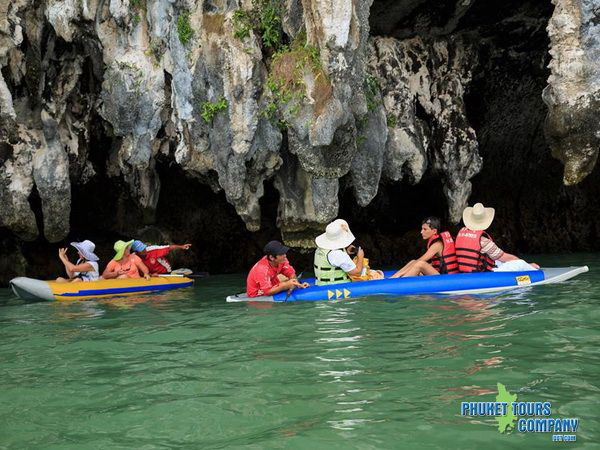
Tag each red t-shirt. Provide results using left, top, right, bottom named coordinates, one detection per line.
left=139, top=247, right=172, bottom=274
left=246, top=256, right=296, bottom=297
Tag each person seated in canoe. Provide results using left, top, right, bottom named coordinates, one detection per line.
left=56, top=240, right=100, bottom=282
left=246, top=241, right=309, bottom=297
left=345, top=243, right=385, bottom=281
left=314, top=219, right=383, bottom=285
left=391, top=217, right=459, bottom=278
left=456, top=203, right=539, bottom=272
left=102, top=240, right=151, bottom=280
left=131, top=240, right=192, bottom=275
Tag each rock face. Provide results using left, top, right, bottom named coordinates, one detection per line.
left=542, top=0, right=600, bottom=185
left=0, top=0, right=482, bottom=240
left=1, top=0, right=600, bottom=283
left=368, top=36, right=480, bottom=223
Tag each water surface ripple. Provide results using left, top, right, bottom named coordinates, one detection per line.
left=1, top=254, right=599, bottom=448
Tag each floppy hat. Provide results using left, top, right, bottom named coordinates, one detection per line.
left=263, top=240, right=290, bottom=256
left=131, top=240, right=147, bottom=253
left=315, top=219, right=355, bottom=250
left=113, top=239, right=134, bottom=260
left=70, top=240, right=99, bottom=261
left=462, top=203, right=495, bottom=231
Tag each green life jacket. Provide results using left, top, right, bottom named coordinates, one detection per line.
left=314, top=247, right=351, bottom=286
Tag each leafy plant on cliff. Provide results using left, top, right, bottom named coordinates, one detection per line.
left=260, top=34, right=332, bottom=130
left=177, top=11, right=193, bottom=45
left=259, top=2, right=281, bottom=48
left=232, top=0, right=283, bottom=50
left=232, top=10, right=252, bottom=40
left=130, top=0, right=146, bottom=27
left=356, top=114, right=368, bottom=129
left=364, top=74, right=381, bottom=112
left=201, top=96, right=228, bottom=124
left=144, top=39, right=163, bottom=66
left=387, top=113, right=398, bottom=128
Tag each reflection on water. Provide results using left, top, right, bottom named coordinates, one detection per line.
left=0, top=254, right=599, bottom=447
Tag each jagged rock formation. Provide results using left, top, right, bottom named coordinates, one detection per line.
left=368, top=36, right=480, bottom=222
left=1, top=0, right=600, bottom=284
left=0, top=0, right=485, bottom=245
left=542, top=0, right=600, bottom=185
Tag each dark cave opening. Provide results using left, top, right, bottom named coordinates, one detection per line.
left=337, top=176, right=451, bottom=269
left=153, top=161, right=286, bottom=274
left=366, top=0, right=600, bottom=258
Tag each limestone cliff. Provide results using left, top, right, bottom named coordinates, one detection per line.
left=1, top=0, right=600, bottom=283
left=0, top=0, right=482, bottom=241
left=542, top=0, right=600, bottom=185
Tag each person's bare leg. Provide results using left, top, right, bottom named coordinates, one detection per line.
left=401, top=261, right=440, bottom=277
left=390, top=260, right=417, bottom=278
left=277, top=274, right=289, bottom=282
left=55, top=277, right=68, bottom=283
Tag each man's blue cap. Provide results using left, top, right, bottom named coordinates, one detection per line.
left=264, top=240, right=289, bottom=256
left=131, top=240, right=147, bottom=252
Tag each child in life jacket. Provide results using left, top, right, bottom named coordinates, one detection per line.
left=391, top=217, right=458, bottom=278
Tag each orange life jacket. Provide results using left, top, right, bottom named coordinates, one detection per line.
left=455, top=227, right=495, bottom=273
left=427, top=232, right=459, bottom=274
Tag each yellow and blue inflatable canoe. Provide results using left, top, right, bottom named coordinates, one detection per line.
left=9, top=276, right=193, bottom=301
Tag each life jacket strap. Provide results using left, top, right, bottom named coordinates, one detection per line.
left=319, top=276, right=348, bottom=282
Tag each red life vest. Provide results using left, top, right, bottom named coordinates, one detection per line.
left=427, top=232, right=459, bottom=274
left=455, top=227, right=495, bottom=273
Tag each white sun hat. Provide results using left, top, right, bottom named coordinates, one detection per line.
left=70, top=240, right=99, bottom=262
left=315, top=219, right=356, bottom=250
left=462, top=203, right=495, bottom=231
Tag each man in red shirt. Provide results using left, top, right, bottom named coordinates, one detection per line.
left=246, top=241, right=309, bottom=298
left=131, top=240, right=192, bottom=274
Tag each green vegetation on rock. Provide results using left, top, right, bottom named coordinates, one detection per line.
left=201, top=96, right=228, bottom=124
left=262, top=35, right=331, bottom=129
left=365, top=74, right=381, bottom=112
left=177, top=12, right=193, bottom=45
left=232, top=0, right=282, bottom=50
left=387, top=113, right=398, bottom=128
left=130, top=0, right=145, bottom=27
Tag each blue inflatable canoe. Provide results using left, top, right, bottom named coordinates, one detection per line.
left=226, top=266, right=588, bottom=303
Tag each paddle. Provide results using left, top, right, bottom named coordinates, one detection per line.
left=158, top=272, right=209, bottom=279
left=284, top=272, right=305, bottom=302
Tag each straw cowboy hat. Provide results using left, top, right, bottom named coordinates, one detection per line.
left=70, top=240, right=99, bottom=262
left=315, top=219, right=356, bottom=250
left=462, top=203, right=495, bottom=231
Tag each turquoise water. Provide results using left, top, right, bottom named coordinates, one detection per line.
left=1, top=254, right=599, bottom=449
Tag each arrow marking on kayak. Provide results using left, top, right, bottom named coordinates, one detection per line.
left=344, top=289, right=350, bottom=298
left=328, top=290, right=334, bottom=300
